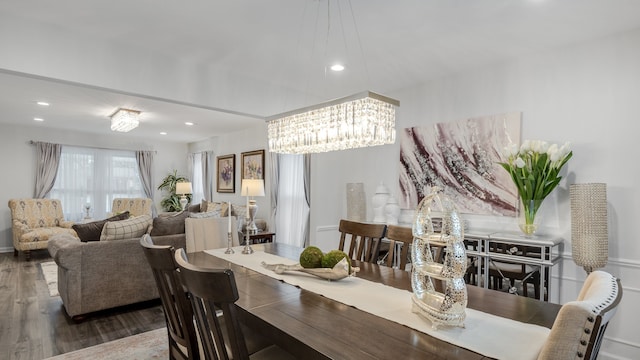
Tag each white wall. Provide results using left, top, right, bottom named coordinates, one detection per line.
left=0, top=123, right=189, bottom=251
left=309, top=29, right=640, bottom=359
left=188, top=122, right=271, bottom=224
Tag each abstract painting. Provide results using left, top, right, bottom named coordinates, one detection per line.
left=399, top=112, right=521, bottom=215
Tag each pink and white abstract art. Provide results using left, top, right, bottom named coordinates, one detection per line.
left=399, top=112, right=521, bottom=216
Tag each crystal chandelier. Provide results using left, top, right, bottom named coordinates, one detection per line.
left=267, top=91, right=399, bottom=154
left=110, top=108, right=140, bottom=132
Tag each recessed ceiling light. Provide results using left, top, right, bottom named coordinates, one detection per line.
left=185, top=122, right=194, bottom=126
left=36, top=101, right=50, bottom=106
left=330, top=64, right=345, bottom=72
left=160, top=132, right=167, bottom=135
left=34, top=117, right=44, bottom=122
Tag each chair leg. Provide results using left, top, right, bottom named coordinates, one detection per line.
left=14, top=248, right=18, bottom=257
left=24, top=250, right=31, bottom=261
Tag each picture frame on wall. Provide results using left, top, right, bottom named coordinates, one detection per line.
left=216, top=154, right=235, bottom=193
left=241, top=149, right=265, bottom=180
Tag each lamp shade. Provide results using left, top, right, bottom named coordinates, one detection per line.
left=175, top=182, right=192, bottom=195
left=241, top=179, right=265, bottom=197
left=570, top=183, right=608, bottom=273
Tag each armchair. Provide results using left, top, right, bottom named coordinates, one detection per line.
left=8, top=198, right=78, bottom=260
left=110, top=197, right=153, bottom=217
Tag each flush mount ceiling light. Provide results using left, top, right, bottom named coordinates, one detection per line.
left=110, top=108, right=140, bottom=132
left=266, top=0, right=399, bottom=154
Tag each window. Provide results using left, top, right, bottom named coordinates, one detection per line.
left=275, top=154, right=309, bottom=246
left=191, top=154, right=204, bottom=204
left=50, top=146, right=144, bottom=221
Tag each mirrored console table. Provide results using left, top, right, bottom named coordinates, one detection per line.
left=464, top=231, right=564, bottom=301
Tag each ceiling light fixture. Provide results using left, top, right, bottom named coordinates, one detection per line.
left=267, top=91, right=398, bottom=154
left=266, top=0, right=399, bottom=154
left=110, top=108, right=140, bottom=132
left=33, top=117, right=44, bottom=122
left=185, top=122, right=194, bottom=126
left=36, top=101, right=50, bottom=106
left=330, top=63, right=345, bottom=71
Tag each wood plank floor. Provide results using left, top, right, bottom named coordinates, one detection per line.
left=0, top=249, right=166, bottom=360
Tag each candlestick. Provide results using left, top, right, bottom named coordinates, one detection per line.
left=225, top=231, right=235, bottom=254
left=228, top=201, right=231, bottom=233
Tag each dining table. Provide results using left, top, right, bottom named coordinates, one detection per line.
left=186, top=243, right=561, bottom=360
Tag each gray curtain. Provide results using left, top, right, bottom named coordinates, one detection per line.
left=269, top=152, right=280, bottom=234
left=136, top=150, right=156, bottom=216
left=34, top=142, right=62, bottom=198
left=303, top=154, right=311, bottom=246
left=202, top=151, right=214, bottom=201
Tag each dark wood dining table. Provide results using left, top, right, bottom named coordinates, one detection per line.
left=186, top=243, right=561, bottom=360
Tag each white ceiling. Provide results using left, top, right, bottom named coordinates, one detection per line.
left=2, top=0, right=640, bottom=143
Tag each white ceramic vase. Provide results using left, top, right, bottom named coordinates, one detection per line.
left=372, top=182, right=390, bottom=223
left=385, top=195, right=401, bottom=225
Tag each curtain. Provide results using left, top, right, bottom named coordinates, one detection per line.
left=303, top=153, right=311, bottom=246
left=269, top=152, right=280, bottom=233
left=136, top=150, right=155, bottom=216
left=50, top=146, right=145, bottom=221
left=34, top=142, right=62, bottom=198
left=202, top=151, right=214, bottom=201
left=188, top=153, right=202, bottom=204
left=275, top=154, right=309, bottom=247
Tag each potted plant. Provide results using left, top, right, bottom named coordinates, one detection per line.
left=157, top=170, right=191, bottom=212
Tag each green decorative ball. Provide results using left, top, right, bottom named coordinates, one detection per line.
left=321, top=250, right=351, bottom=270
left=299, top=246, right=324, bottom=268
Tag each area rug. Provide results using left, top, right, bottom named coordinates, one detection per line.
left=40, top=261, right=59, bottom=297
left=44, top=328, right=168, bottom=360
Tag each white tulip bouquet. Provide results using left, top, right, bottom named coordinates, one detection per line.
left=499, top=140, right=573, bottom=234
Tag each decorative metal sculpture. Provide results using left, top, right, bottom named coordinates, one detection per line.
left=411, top=187, right=467, bottom=329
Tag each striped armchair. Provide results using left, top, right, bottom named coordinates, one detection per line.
left=8, top=198, right=78, bottom=260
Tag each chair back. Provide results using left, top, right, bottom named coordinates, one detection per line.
left=8, top=198, right=66, bottom=228
left=384, top=225, right=413, bottom=270
left=174, top=248, right=252, bottom=360
left=185, top=216, right=239, bottom=253
left=338, top=219, right=387, bottom=263
left=538, top=271, right=622, bottom=360
left=111, top=197, right=152, bottom=217
left=140, top=235, right=199, bottom=360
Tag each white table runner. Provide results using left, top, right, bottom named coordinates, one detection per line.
left=205, top=246, right=550, bottom=360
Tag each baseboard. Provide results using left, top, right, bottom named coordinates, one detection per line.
left=0, top=247, right=14, bottom=253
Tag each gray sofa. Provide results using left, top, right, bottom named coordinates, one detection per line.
left=47, top=212, right=189, bottom=319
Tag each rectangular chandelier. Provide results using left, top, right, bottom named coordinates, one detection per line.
left=110, top=108, right=140, bottom=132
left=266, top=91, right=399, bottom=154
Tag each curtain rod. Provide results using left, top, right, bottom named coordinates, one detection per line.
left=29, top=140, right=157, bottom=154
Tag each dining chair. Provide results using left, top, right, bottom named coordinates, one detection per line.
left=383, top=225, right=413, bottom=270
left=338, top=219, right=387, bottom=263
left=185, top=216, right=239, bottom=253
left=140, top=234, right=200, bottom=360
left=537, top=270, right=622, bottom=360
left=174, top=248, right=297, bottom=360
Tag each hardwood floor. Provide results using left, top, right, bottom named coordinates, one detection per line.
left=0, top=249, right=166, bottom=360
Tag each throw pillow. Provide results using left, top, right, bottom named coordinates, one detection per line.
left=231, top=204, right=248, bottom=220
left=150, top=211, right=188, bottom=236
left=72, top=211, right=131, bottom=242
left=204, top=201, right=230, bottom=216
left=100, top=214, right=152, bottom=241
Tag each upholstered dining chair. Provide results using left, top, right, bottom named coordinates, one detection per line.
left=185, top=216, right=240, bottom=253
left=537, top=270, right=622, bottom=360
left=383, top=225, right=413, bottom=270
left=338, top=219, right=387, bottom=263
left=139, top=234, right=199, bottom=360
left=173, top=248, right=296, bottom=360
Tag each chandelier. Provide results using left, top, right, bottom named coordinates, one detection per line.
left=110, top=108, right=140, bottom=132
left=267, top=91, right=398, bottom=154
left=266, top=1, right=399, bottom=154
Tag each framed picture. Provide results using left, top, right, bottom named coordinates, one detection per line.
left=216, top=154, right=235, bottom=193
left=241, top=149, right=265, bottom=180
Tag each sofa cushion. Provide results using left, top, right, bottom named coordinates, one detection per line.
left=100, top=214, right=152, bottom=241
left=19, top=227, right=78, bottom=243
left=72, top=212, right=130, bottom=242
left=150, top=211, right=188, bottom=236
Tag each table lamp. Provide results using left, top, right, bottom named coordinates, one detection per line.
left=175, top=182, right=192, bottom=211
left=241, top=179, right=265, bottom=234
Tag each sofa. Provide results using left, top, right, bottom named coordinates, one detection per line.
left=47, top=211, right=188, bottom=319
left=8, top=198, right=78, bottom=260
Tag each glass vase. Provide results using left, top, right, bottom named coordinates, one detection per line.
left=518, top=199, right=544, bottom=236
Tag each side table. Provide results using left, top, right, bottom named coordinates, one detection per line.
left=243, top=231, right=275, bottom=244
